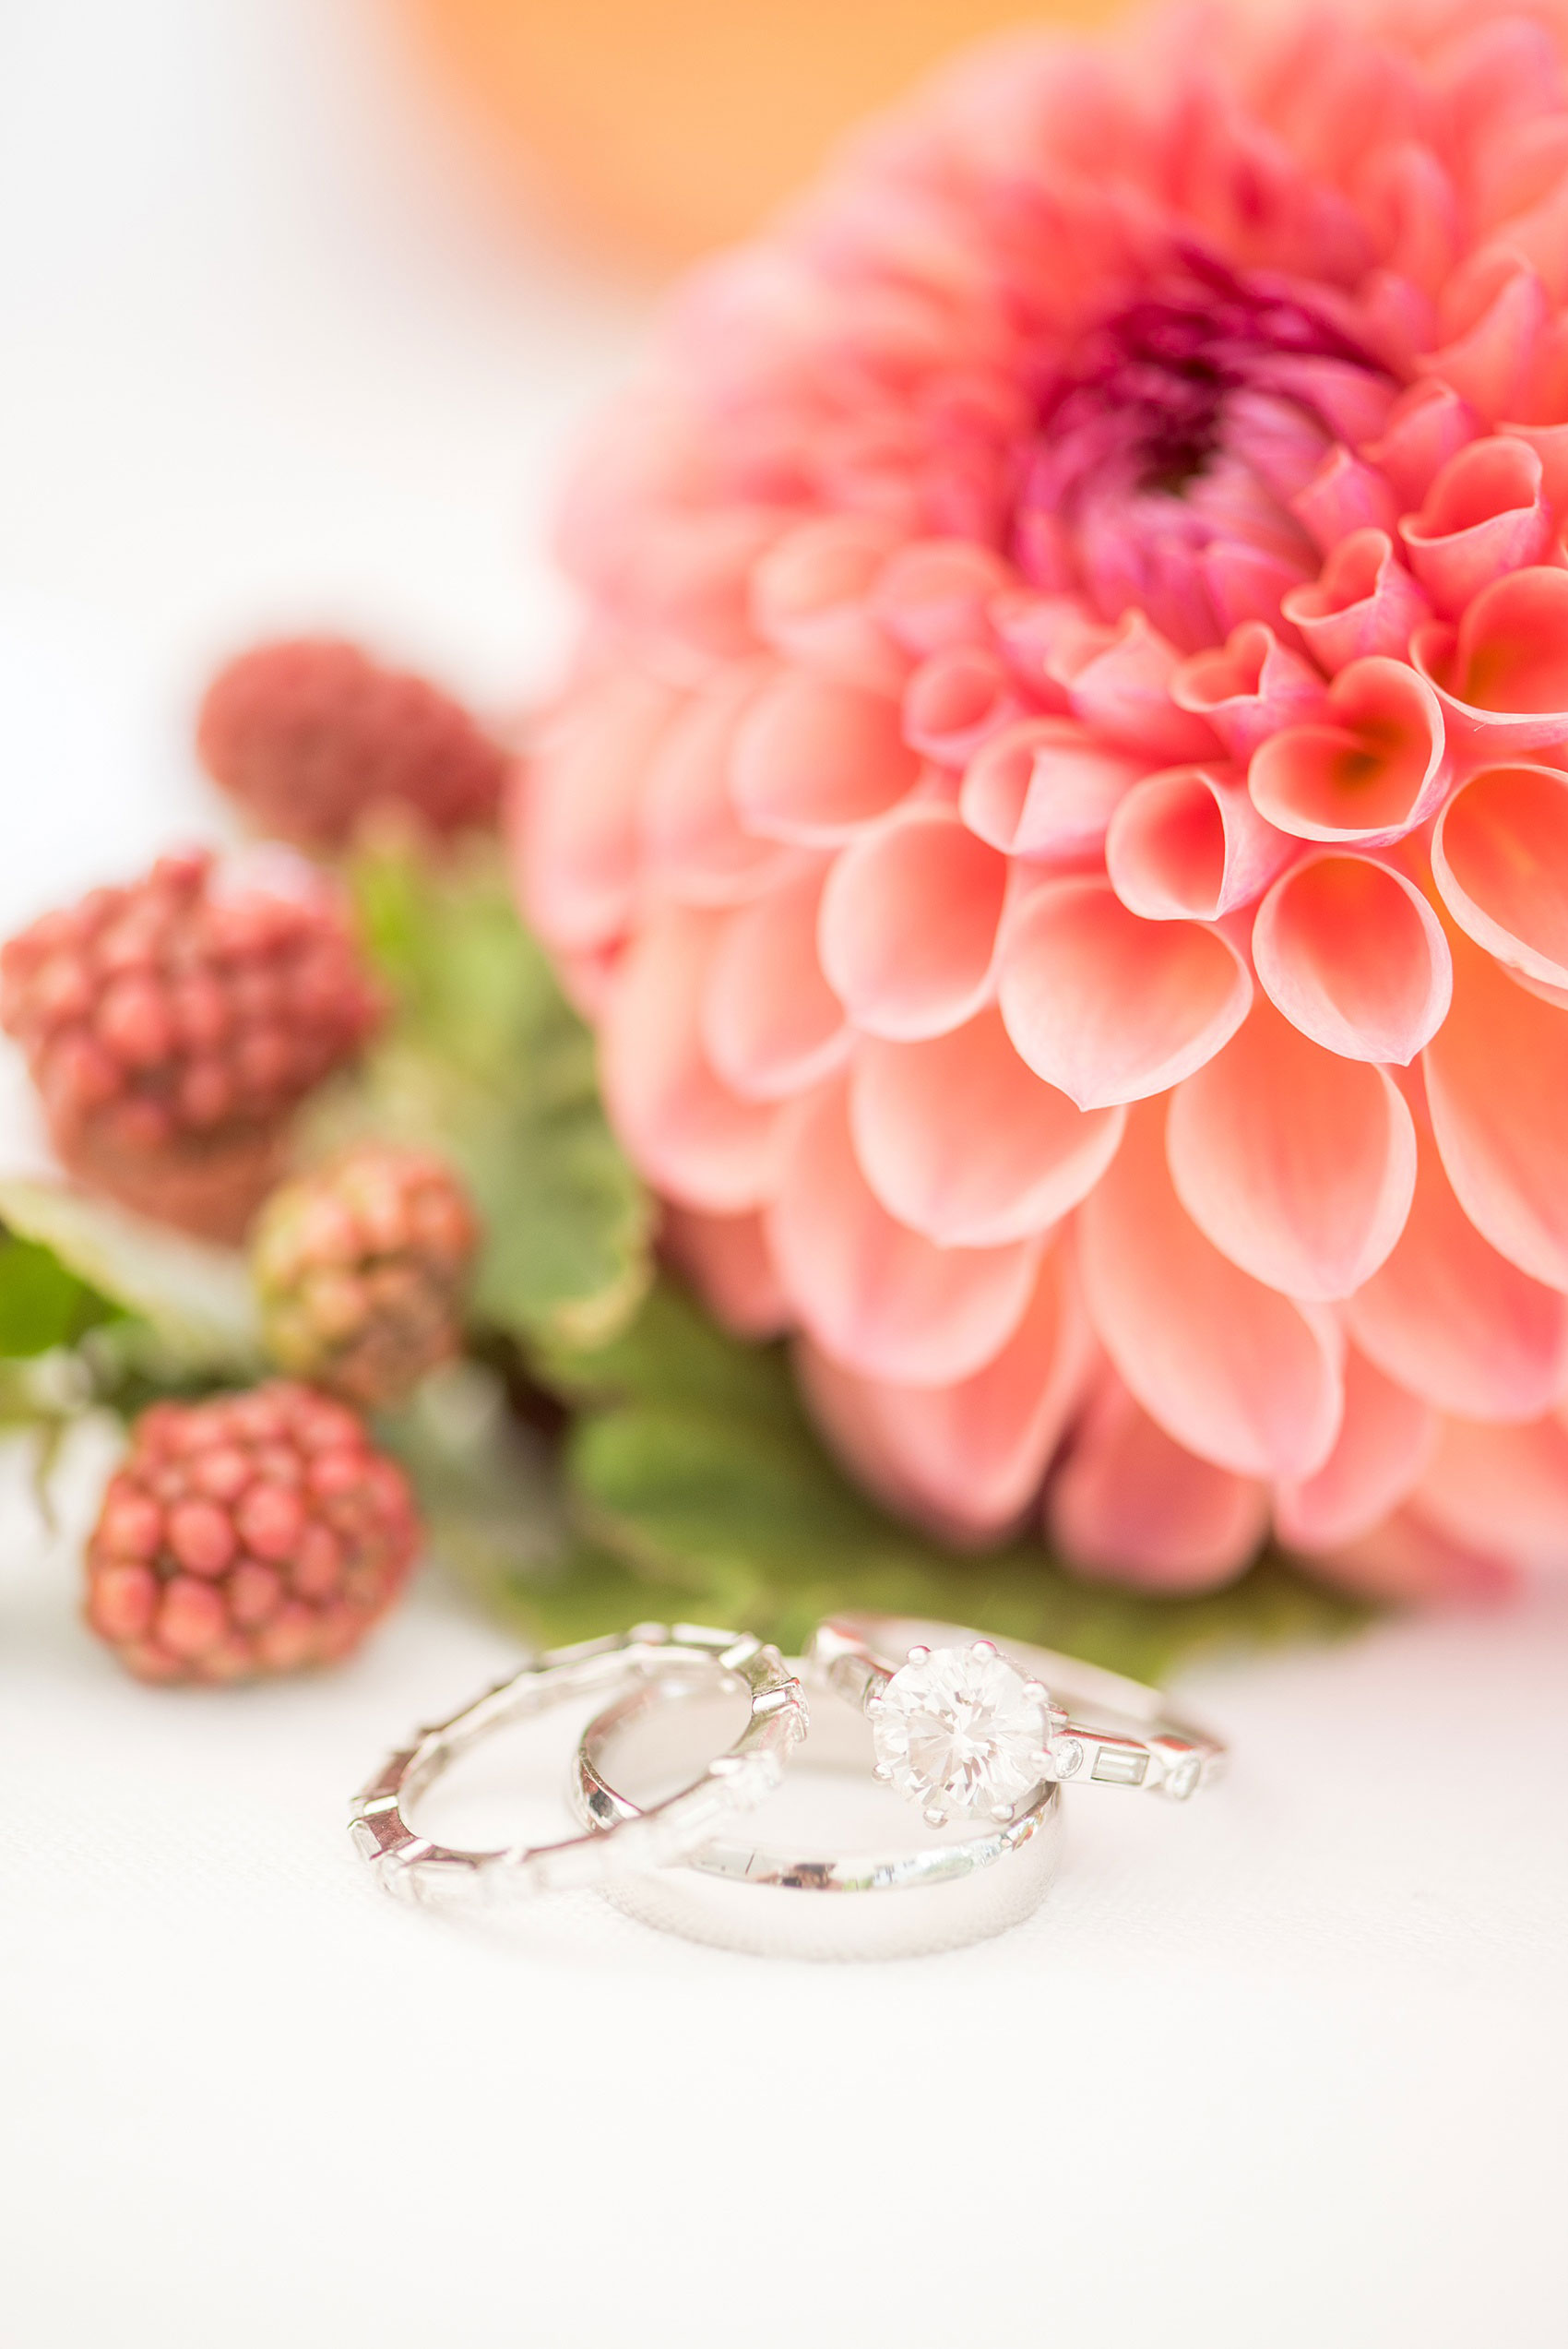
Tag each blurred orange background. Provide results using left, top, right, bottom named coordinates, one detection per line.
left=401, top=0, right=1127, bottom=267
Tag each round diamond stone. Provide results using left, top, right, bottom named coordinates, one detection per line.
left=1050, top=1737, right=1084, bottom=1781
left=871, top=1643, right=1051, bottom=1826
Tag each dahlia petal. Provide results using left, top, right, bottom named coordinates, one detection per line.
left=1410, top=1413, right=1568, bottom=1573
left=1253, top=851, right=1452, bottom=1065
left=999, top=876, right=1252, bottom=1111
left=1432, top=761, right=1568, bottom=990
left=817, top=802, right=1006, bottom=1039
left=849, top=1008, right=1124, bottom=1246
left=1166, top=996, right=1416, bottom=1300
left=1352, top=268, right=1435, bottom=377
left=1473, top=113, right=1568, bottom=234
left=1279, top=528, right=1432, bottom=674
left=1360, top=379, right=1481, bottom=507
left=1223, top=387, right=1333, bottom=503
left=1289, top=445, right=1399, bottom=552
left=1427, top=17, right=1563, bottom=168
left=1106, top=765, right=1294, bottom=921
left=1075, top=1103, right=1344, bottom=1480
left=701, top=863, right=849, bottom=1101
left=1423, top=918, right=1568, bottom=1289
left=987, top=590, right=1099, bottom=709
left=902, top=645, right=1028, bottom=769
left=1270, top=356, right=1396, bottom=447
left=748, top=515, right=909, bottom=692
left=798, top=1246, right=1092, bottom=1542
left=1359, top=138, right=1461, bottom=300
left=1465, top=167, right=1568, bottom=306
left=661, top=1204, right=790, bottom=1338
left=1199, top=536, right=1317, bottom=644
left=1314, top=1504, right=1517, bottom=1600
left=1420, top=260, right=1550, bottom=418
left=1053, top=610, right=1218, bottom=759
left=730, top=669, right=921, bottom=845
left=1500, top=417, right=1568, bottom=509
left=517, top=671, right=679, bottom=951
left=1048, top=1376, right=1270, bottom=1591
left=640, top=668, right=796, bottom=906
left=1343, top=1126, right=1568, bottom=1420
left=1413, top=566, right=1568, bottom=755
left=1247, top=656, right=1448, bottom=845
left=767, top=1077, right=1039, bottom=1386
left=600, top=906, right=780, bottom=1212
left=870, top=538, right=1017, bottom=658
left=624, top=507, right=786, bottom=670
left=1397, top=435, right=1552, bottom=617
left=1273, top=1345, right=1433, bottom=1554
left=958, top=717, right=1147, bottom=859
left=552, top=942, right=620, bottom=1021
left=1170, top=623, right=1327, bottom=759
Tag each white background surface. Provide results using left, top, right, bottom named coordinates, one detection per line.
left=1, top=8, right=1565, bottom=2344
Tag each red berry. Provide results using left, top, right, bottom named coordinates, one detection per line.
left=196, top=637, right=507, bottom=851
left=84, top=1382, right=419, bottom=1685
left=0, top=851, right=383, bottom=1242
left=166, top=1500, right=237, bottom=1579
left=252, top=1146, right=479, bottom=1408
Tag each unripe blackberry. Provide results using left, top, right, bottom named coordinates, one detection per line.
left=196, top=637, right=507, bottom=850
left=0, top=850, right=382, bottom=1241
left=85, top=1381, right=420, bottom=1683
left=252, top=1146, right=479, bottom=1408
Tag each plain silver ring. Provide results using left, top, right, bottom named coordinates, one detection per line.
left=571, top=1665, right=1065, bottom=1960
left=349, top=1623, right=807, bottom=1907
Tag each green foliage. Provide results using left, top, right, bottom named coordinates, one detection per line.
left=0, top=1228, right=115, bottom=1358
left=0, top=1183, right=259, bottom=1375
left=505, top=1280, right=1370, bottom=1681
left=375, top=1358, right=566, bottom=1599
left=332, top=839, right=652, bottom=1354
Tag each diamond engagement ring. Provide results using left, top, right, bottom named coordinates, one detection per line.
left=807, top=1614, right=1225, bottom=1826
left=349, top=1623, right=806, bottom=1906
left=570, top=1663, right=1064, bottom=1960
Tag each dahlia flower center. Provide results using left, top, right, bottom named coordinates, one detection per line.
left=1015, top=257, right=1395, bottom=647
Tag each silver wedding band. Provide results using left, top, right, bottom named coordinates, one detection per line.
left=571, top=1664, right=1064, bottom=1959
left=350, top=1609, right=1222, bottom=1957
left=349, top=1622, right=805, bottom=1906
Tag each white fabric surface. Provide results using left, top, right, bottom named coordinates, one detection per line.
left=0, top=8, right=1564, bottom=2344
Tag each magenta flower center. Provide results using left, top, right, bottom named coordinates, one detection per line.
left=1015, top=256, right=1395, bottom=646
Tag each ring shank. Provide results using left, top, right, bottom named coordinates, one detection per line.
left=349, top=1624, right=806, bottom=1907
left=573, top=1669, right=1065, bottom=1960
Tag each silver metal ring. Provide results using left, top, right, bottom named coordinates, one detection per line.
left=807, top=1613, right=1225, bottom=1827
left=571, top=1665, right=1065, bottom=1959
left=349, top=1623, right=806, bottom=1907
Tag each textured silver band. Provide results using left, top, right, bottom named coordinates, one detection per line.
left=349, top=1623, right=807, bottom=1907
left=808, top=1614, right=1226, bottom=1800
left=571, top=1666, right=1065, bottom=1959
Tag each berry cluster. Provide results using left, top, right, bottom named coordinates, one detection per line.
left=252, top=1145, right=479, bottom=1408
left=198, top=637, right=507, bottom=851
left=86, top=1382, right=419, bottom=1684
left=0, top=850, right=382, bottom=1240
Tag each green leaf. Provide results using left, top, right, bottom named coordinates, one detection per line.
left=316, top=839, right=652, bottom=1354
left=0, top=1178, right=262, bottom=1374
left=376, top=1358, right=567, bottom=1601
left=499, top=1277, right=1371, bottom=1679
left=0, top=1229, right=115, bottom=1357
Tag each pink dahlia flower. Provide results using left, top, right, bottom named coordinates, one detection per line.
left=516, top=0, right=1568, bottom=1599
